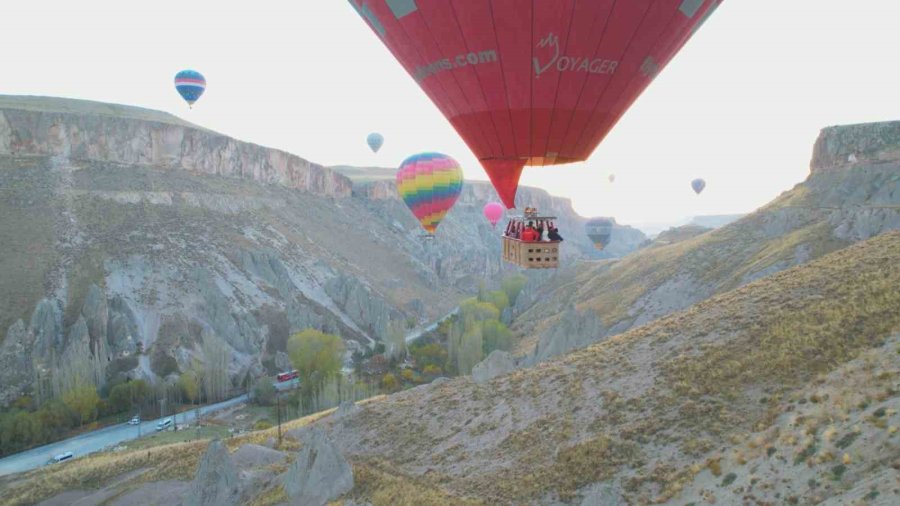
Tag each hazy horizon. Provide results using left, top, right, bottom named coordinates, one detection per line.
left=2, top=0, right=898, bottom=225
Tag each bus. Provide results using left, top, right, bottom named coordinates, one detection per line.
left=276, top=370, right=299, bottom=382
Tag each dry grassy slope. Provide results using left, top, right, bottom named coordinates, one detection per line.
left=312, top=231, right=900, bottom=505
left=0, top=95, right=200, bottom=129
left=511, top=163, right=899, bottom=353
left=0, top=396, right=475, bottom=506
left=3, top=233, right=897, bottom=506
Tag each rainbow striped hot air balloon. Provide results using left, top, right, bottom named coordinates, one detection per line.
left=174, top=70, right=206, bottom=108
left=396, top=153, right=464, bottom=236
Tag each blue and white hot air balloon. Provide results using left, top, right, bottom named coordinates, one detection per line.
left=174, top=70, right=206, bottom=108
left=367, top=132, right=384, bottom=153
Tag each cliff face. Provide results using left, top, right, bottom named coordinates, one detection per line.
left=811, top=120, right=900, bottom=172
left=0, top=96, right=352, bottom=198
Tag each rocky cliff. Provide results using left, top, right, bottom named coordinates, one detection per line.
left=811, top=120, right=900, bottom=172
left=0, top=96, right=352, bottom=197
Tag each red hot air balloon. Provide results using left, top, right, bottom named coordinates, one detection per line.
left=351, top=0, right=723, bottom=208
left=483, top=202, right=504, bottom=227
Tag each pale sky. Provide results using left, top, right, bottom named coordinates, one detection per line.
left=2, top=1, right=898, bottom=225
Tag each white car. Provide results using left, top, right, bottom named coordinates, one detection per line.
left=51, top=451, right=74, bottom=464
left=155, top=418, right=173, bottom=431
left=128, top=415, right=141, bottom=425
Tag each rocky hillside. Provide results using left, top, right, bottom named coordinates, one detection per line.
left=8, top=231, right=898, bottom=506
left=509, top=122, right=900, bottom=363
left=314, top=232, right=900, bottom=505
left=0, top=96, right=635, bottom=406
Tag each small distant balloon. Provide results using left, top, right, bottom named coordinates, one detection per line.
left=396, top=153, right=464, bottom=235
left=608, top=174, right=616, bottom=183
left=367, top=133, right=384, bottom=153
left=174, top=70, right=206, bottom=108
left=586, top=217, right=615, bottom=250
left=691, top=178, right=706, bottom=195
left=483, top=202, right=504, bottom=228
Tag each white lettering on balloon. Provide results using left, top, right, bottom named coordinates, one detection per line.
left=534, top=32, right=618, bottom=79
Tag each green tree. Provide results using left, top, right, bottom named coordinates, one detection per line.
left=129, top=380, right=151, bottom=408
left=178, top=372, right=200, bottom=404
left=459, top=298, right=500, bottom=322
left=35, top=399, right=76, bottom=437
left=62, top=384, right=100, bottom=426
left=422, top=364, right=442, bottom=377
left=457, top=324, right=484, bottom=375
left=501, top=274, right=528, bottom=305
left=385, top=318, right=408, bottom=361
left=479, top=290, right=510, bottom=314
left=108, top=383, right=133, bottom=414
left=11, top=411, right=40, bottom=450
left=287, top=329, right=345, bottom=408
left=202, top=334, right=230, bottom=402
left=381, top=373, right=398, bottom=391
left=251, top=377, right=277, bottom=406
left=409, top=342, right=448, bottom=370
left=482, top=319, right=513, bottom=355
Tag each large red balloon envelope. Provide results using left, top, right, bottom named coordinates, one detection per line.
left=351, top=0, right=723, bottom=208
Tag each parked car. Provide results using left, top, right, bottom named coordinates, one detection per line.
left=128, top=415, right=141, bottom=425
left=50, top=451, right=74, bottom=464
left=155, top=418, right=173, bottom=431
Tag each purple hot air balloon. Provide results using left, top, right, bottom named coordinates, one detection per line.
left=691, top=178, right=706, bottom=195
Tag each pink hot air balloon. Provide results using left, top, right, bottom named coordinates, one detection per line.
left=483, top=202, right=504, bottom=227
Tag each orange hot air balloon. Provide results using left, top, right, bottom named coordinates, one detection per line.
left=350, top=0, right=723, bottom=208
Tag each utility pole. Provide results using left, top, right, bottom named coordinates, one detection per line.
left=276, top=390, right=283, bottom=447
left=173, top=387, right=178, bottom=432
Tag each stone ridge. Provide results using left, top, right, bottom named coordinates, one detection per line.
left=0, top=103, right=353, bottom=198
left=811, top=120, right=900, bottom=172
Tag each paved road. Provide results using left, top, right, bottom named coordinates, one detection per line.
left=406, top=308, right=459, bottom=344
left=0, top=309, right=450, bottom=478
left=0, top=388, right=273, bottom=477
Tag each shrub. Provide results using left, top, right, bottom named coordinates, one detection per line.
left=251, top=378, right=277, bottom=406
left=410, top=343, right=448, bottom=370
left=381, top=373, right=398, bottom=391
left=721, top=472, right=737, bottom=487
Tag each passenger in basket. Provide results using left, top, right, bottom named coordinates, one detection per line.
left=521, top=222, right=539, bottom=242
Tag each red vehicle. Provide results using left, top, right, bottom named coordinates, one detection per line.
left=276, top=370, right=299, bottom=382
